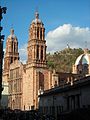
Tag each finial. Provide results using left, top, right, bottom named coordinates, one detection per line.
left=10, top=29, right=14, bottom=35
left=10, top=24, right=14, bottom=35
left=35, top=7, right=39, bottom=19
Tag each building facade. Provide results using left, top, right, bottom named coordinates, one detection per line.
left=3, top=11, right=90, bottom=111
left=8, top=60, right=24, bottom=109
left=39, top=76, right=90, bottom=119
left=2, top=28, right=20, bottom=109
left=2, top=12, right=55, bottom=110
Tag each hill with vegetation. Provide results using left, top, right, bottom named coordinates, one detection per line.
left=46, top=48, right=90, bottom=73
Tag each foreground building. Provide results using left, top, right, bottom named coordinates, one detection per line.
left=39, top=76, right=90, bottom=119
left=39, top=49, right=90, bottom=119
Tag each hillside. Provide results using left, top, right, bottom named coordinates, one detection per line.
left=47, top=48, right=88, bottom=73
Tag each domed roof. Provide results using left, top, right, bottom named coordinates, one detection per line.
left=7, top=29, right=17, bottom=39
left=31, top=11, right=43, bottom=24
left=75, top=49, right=90, bottom=65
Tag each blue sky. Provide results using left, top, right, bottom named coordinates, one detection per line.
left=1, top=0, right=90, bottom=62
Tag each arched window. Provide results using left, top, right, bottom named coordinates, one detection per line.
left=11, top=57, right=13, bottom=63
left=40, top=29, right=42, bottom=40
left=37, top=45, right=39, bottom=59
left=24, top=105, right=25, bottom=110
left=14, top=43, right=16, bottom=53
left=41, top=46, right=43, bottom=60
left=39, top=72, right=44, bottom=90
left=37, top=27, right=39, bottom=39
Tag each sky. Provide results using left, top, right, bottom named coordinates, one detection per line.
left=1, top=0, right=90, bottom=63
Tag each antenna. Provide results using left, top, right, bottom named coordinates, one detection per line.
left=35, top=6, right=39, bottom=19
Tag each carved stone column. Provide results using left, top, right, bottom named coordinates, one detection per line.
left=39, top=27, right=40, bottom=40
left=39, top=45, right=41, bottom=60
left=43, top=45, right=45, bottom=61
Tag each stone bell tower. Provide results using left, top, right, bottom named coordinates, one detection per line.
left=27, top=11, right=47, bottom=67
left=24, top=11, right=49, bottom=110
left=4, top=29, right=19, bottom=71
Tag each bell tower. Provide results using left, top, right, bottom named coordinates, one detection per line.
left=4, top=29, right=19, bottom=71
left=27, top=11, right=47, bottom=68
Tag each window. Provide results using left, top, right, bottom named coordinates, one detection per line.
left=37, top=28, right=39, bottom=39
left=10, top=57, right=13, bottom=63
left=10, top=70, right=13, bottom=79
left=16, top=68, right=19, bottom=78
left=24, top=105, right=25, bottom=110
left=41, top=46, right=43, bottom=60
left=39, top=72, right=44, bottom=90
left=40, top=29, right=42, bottom=40
left=37, top=45, right=39, bottom=59
left=14, top=43, right=15, bottom=53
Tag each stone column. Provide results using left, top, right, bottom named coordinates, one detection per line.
left=33, top=28, right=36, bottom=39
left=39, top=27, right=40, bottom=40
left=33, top=45, right=35, bottom=60
left=43, top=45, right=46, bottom=61
left=42, top=28, right=45, bottom=40
left=36, top=27, right=37, bottom=39
left=35, top=45, right=37, bottom=60
left=42, top=28, right=44, bottom=40
left=39, top=45, right=41, bottom=60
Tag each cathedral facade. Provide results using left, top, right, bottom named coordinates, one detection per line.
left=3, top=12, right=55, bottom=110
left=3, top=12, right=89, bottom=110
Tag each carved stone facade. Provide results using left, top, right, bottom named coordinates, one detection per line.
left=4, top=29, right=19, bottom=71
left=3, top=12, right=82, bottom=110
left=27, top=11, right=46, bottom=67
left=22, top=12, right=51, bottom=110
left=3, top=12, right=54, bottom=110
left=3, top=12, right=90, bottom=110
left=8, top=60, right=23, bottom=109
left=3, top=29, right=19, bottom=86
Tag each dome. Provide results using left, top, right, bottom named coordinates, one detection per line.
left=32, top=19, right=42, bottom=24
left=75, top=52, right=90, bottom=65
left=7, top=29, right=17, bottom=39
left=31, top=11, right=43, bottom=24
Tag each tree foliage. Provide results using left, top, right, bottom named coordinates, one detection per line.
left=47, top=48, right=85, bottom=72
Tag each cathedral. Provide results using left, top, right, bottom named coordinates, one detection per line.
left=3, top=11, right=55, bottom=110
left=2, top=11, right=90, bottom=110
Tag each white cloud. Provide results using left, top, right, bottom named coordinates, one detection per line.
left=19, top=24, right=90, bottom=62
left=46, top=24, right=90, bottom=53
left=19, top=44, right=27, bottom=63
